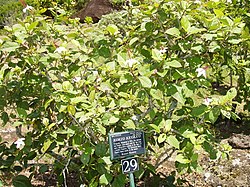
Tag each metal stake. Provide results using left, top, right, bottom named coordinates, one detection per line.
left=129, top=172, right=135, bottom=187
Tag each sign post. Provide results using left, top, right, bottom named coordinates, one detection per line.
left=109, top=130, right=146, bottom=187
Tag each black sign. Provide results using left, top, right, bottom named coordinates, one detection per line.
left=121, top=157, right=139, bottom=174
left=108, top=130, right=146, bottom=160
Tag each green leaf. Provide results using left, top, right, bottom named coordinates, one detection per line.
left=97, top=123, right=106, bottom=135
left=191, top=105, right=207, bottom=117
left=138, top=76, right=152, bottom=88
left=129, top=37, right=139, bottom=46
left=28, top=21, right=39, bottom=31
left=158, top=133, right=166, bottom=143
left=209, top=107, right=220, bottom=124
left=71, top=97, right=86, bottom=104
left=112, top=174, right=126, bottom=187
left=172, top=92, right=185, bottom=105
left=1, top=112, right=9, bottom=124
left=109, top=115, right=120, bottom=124
left=181, top=16, right=191, bottom=32
left=228, top=39, right=241, bottom=44
left=150, top=89, right=163, bottom=100
left=99, top=173, right=112, bottom=185
left=167, top=135, right=180, bottom=149
left=89, top=90, right=96, bottom=102
left=106, top=24, right=119, bottom=35
left=145, top=22, right=154, bottom=32
left=175, top=154, right=190, bottom=164
left=67, top=105, right=76, bottom=115
left=165, top=60, right=182, bottom=68
left=80, top=152, right=90, bottom=165
left=150, top=124, right=160, bottom=133
left=95, top=142, right=106, bottom=157
left=165, top=27, right=180, bottom=37
left=220, top=88, right=237, bottom=105
left=226, top=87, right=237, bottom=100
left=99, top=82, right=112, bottom=92
left=39, top=165, right=48, bottom=173
left=41, top=139, right=52, bottom=153
left=1, top=41, right=19, bottom=52
left=124, top=119, right=136, bottom=130
left=187, top=27, right=206, bottom=35
left=159, top=119, right=172, bottom=132
left=221, top=109, right=231, bottom=119
left=164, top=119, right=172, bottom=132
left=213, top=9, right=224, bottom=17
left=99, top=47, right=111, bottom=58
left=62, top=81, right=74, bottom=92
left=17, top=108, right=27, bottom=118
left=152, top=48, right=162, bottom=61
left=12, top=175, right=32, bottom=187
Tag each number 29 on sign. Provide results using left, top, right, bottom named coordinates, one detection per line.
left=121, top=157, right=139, bottom=174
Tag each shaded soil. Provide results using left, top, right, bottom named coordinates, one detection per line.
left=71, top=0, right=115, bottom=23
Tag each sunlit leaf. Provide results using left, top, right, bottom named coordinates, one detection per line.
left=165, top=27, right=180, bottom=37
left=138, top=76, right=152, bottom=88
left=158, top=133, right=166, bottom=143
left=181, top=16, right=190, bottom=32
left=167, top=135, right=180, bottom=149
left=106, top=24, right=119, bottom=35
left=175, top=154, right=190, bottom=164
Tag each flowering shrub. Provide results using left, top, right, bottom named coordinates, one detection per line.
left=0, top=0, right=249, bottom=186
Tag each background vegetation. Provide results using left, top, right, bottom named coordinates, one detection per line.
left=0, top=0, right=250, bottom=186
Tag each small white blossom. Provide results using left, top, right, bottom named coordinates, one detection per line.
left=232, top=158, right=241, bottom=166
left=96, top=77, right=102, bottom=82
left=196, top=67, right=206, bottom=78
left=194, top=0, right=202, bottom=4
left=131, top=115, right=138, bottom=121
left=226, top=0, right=232, bottom=3
left=93, top=71, right=98, bottom=76
left=204, top=98, right=212, bottom=106
left=204, top=172, right=211, bottom=181
left=14, top=138, right=25, bottom=149
left=125, top=59, right=138, bottom=68
left=73, top=77, right=81, bottom=82
left=23, top=5, right=34, bottom=13
left=54, top=46, right=67, bottom=54
left=159, top=48, right=167, bottom=54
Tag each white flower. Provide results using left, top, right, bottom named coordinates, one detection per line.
left=194, top=0, right=202, bottom=4
left=14, top=138, right=25, bottom=149
left=73, top=77, right=81, bottom=82
left=232, top=158, right=241, bottom=166
left=23, top=5, right=34, bottom=13
left=226, top=0, right=232, bottom=3
left=196, top=67, right=206, bottom=78
left=204, top=172, right=211, bottom=181
left=93, top=71, right=98, bottom=76
left=96, top=77, right=102, bottom=82
left=204, top=98, right=212, bottom=106
left=125, top=58, right=138, bottom=68
left=159, top=48, right=167, bottom=54
left=131, top=115, right=138, bottom=121
left=54, top=46, right=67, bottom=54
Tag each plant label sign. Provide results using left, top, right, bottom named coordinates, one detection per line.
left=108, top=130, right=146, bottom=160
left=121, top=157, right=139, bottom=174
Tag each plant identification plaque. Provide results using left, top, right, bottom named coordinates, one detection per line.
left=108, top=130, right=145, bottom=160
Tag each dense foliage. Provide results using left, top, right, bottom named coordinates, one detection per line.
left=0, top=0, right=250, bottom=186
